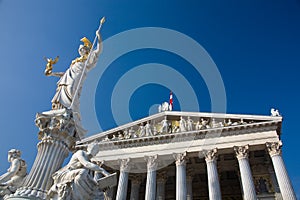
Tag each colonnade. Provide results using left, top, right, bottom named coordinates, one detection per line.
left=110, top=141, right=296, bottom=200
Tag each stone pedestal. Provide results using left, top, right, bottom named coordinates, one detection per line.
left=5, top=109, right=80, bottom=200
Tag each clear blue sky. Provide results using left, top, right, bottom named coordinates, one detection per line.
left=0, top=0, right=299, bottom=197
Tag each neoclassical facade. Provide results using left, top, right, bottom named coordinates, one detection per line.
left=78, top=111, right=296, bottom=200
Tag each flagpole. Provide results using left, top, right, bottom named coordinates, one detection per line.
left=69, top=17, right=105, bottom=110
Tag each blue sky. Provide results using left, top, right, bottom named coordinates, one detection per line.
left=0, top=0, right=299, bottom=197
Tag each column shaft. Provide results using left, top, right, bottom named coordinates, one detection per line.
left=116, top=158, right=130, bottom=200
left=145, top=170, right=156, bottom=200
left=202, top=148, right=221, bottom=200
left=206, top=160, right=221, bottom=200
left=238, top=158, right=257, bottom=200
left=145, top=155, right=158, bottom=200
left=116, top=171, right=129, bottom=200
left=267, top=141, right=296, bottom=199
left=174, top=152, right=187, bottom=200
left=234, top=145, right=257, bottom=200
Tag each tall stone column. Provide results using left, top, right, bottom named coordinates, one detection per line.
left=202, top=148, right=221, bottom=200
left=186, top=168, right=194, bottom=200
left=144, top=155, right=158, bottom=200
left=266, top=141, right=296, bottom=200
left=116, top=158, right=131, bottom=200
left=156, top=171, right=167, bottom=200
left=129, top=175, right=142, bottom=200
left=234, top=145, right=257, bottom=200
left=6, top=109, right=78, bottom=200
left=173, top=152, right=187, bottom=200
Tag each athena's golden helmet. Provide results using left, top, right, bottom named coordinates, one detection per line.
left=80, top=37, right=92, bottom=50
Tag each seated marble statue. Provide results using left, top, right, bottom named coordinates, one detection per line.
left=0, top=149, right=27, bottom=197
left=48, top=143, right=110, bottom=200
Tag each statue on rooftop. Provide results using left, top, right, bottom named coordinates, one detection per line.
left=271, top=108, right=280, bottom=117
left=0, top=149, right=27, bottom=197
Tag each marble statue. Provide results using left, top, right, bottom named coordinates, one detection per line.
left=271, top=108, right=280, bottom=116
left=129, top=127, right=138, bottom=138
left=160, top=116, right=169, bottom=133
left=138, top=124, right=146, bottom=137
left=123, top=128, right=130, bottom=139
left=179, top=116, right=187, bottom=132
left=48, top=143, right=112, bottom=200
left=201, top=118, right=210, bottom=129
left=158, top=102, right=171, bottom=112
left=0, top=149, right=27, bottom=197
left=46, top=30, right=102, bottom=116
left=145, top=121, right=153, bottom=136
left=187, top=116, right=194, bottom=131
left=117, top=132, right=124, bottom=140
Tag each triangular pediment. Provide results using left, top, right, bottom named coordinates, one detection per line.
left=78, top=111, right=282, bottom=146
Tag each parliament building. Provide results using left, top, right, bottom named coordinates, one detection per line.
left=77, top=110, right=296, bottom=200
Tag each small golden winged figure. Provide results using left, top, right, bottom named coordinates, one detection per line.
left=44, top=56, right=59, bottom=76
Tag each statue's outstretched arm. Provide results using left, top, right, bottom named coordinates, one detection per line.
left=76, top=151, right=110, bottom=177
left=48, top=72, right=64, bottom=77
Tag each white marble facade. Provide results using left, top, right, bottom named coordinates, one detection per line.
left=78, top=111, right=296, bottom=200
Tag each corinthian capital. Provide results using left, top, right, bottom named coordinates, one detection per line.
left=234, top=145, right=249, bottom=160
left=119, top=158, right=131, bottom=172
left=202, top=148, right=218, bottom=162
left=173, top=152, right=187, bottom=166
left=144, top=155, right=158, bottom=172
left=266, top=141, right=282, bottom=157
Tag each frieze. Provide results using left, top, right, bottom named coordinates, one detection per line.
left=86, top=121, right=279, bottom=151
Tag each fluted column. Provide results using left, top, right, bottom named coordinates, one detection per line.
left=116, top=158, right=131, bottom=200
left=145, top=155, right=158, bottom=200
left=7, top=109, right=77, bottom=200
left=129, top=175, right=142, bottom=200
left=173, top=152, right=187, bottom=200
left=266, top=141, right=296, bottom=200
left=202, top=148, right=221, bottom=200
left=186, top=168, right=194, bottom=200
left=156, top=171, right=167, bottom=200
left=234, top=145, right=257, bottom=200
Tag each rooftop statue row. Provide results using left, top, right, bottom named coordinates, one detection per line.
left=101, top=116, right=253, bottom=142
